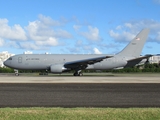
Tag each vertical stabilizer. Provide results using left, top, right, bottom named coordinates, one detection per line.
left=116, top=28, right=150, bottom=57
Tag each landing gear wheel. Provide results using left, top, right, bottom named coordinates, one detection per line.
left=73, top=71, right=83, bottom=76
left=39, top=72, right=48, bottom=75
left=14, top=69, right=19, bottom=76
left=79, top=72, right=83, bottom=76
left=15, top=73, right=19, bottom=76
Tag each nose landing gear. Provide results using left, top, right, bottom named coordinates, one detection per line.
left=14, top=69, right=19, bottom=76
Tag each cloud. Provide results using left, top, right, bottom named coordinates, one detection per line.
left=93, top=48, right=102, bottom=54
left=55, top=29, right=72, bottom=39
left=25, top=15, right=72, bottom=49
left=0, top=15, right=102, bottom=52
left=123, top=20, right=160, bottom=32
left=153, top=0, right=160, bottom=4
left=15, top=15, right=73, bottom=50
left=0, top=15, right=73, bottom=51
left=109, top=19, right=160, bottom=43
left=35, top=37, right=58, bottom=46
left=73, top=25, right=81, bottom=31
left=0, top=38, right=4, bottom=46
left=6, top=41, right=19, bottom=48
left=38, top=14, right=63, bottom=26
left=26, top=20, right=47, bottom=41
left=81, top=26, right=101, bottom=41
left=109, top=30, right=135, bottom=42
left=0, top=18, right=27, bottom=41
left=155, top=31, right=160, bottom=41
left=19, top=42, right=42, bottom=50
left=66, top=47, right=81, bottom=54
left=24, top=51, right=33, bottom=54
left=76, top=40, right=83, bottom=46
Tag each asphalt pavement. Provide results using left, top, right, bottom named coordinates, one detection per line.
left=0, top=83, right=160, bottom=108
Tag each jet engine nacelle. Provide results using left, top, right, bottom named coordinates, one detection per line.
left=50, top=64, right=67, bottom=73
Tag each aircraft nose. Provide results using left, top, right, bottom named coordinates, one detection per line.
left=3, top=60, right=9, bottom=67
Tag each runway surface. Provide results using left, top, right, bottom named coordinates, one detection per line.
left=0, top=74, right=160, bottom=83
left=0, top=83, right=160, bottom=107
left=0, top=75, right=160, bottom=108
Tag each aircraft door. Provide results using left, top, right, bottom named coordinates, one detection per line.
left=18, top=57, right=22, bottom=63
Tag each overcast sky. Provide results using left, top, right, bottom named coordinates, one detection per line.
left=0, top=0, right=160, bottom=55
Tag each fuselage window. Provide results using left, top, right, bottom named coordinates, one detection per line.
left=9, top=57, right=12, bottom=60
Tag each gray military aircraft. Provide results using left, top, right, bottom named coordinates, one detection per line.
left=4, top=28, right=151, bottom=76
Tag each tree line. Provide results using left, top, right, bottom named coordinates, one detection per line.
left=0, top=63, right=160, bottom=73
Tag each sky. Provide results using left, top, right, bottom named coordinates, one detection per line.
left=0, top=0, right=160, bottom=55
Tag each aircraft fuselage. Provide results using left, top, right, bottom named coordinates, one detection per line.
left=4, top=54, right=127, bottom=71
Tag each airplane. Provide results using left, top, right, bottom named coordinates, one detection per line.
left=4, top=28, right=151, bottom=76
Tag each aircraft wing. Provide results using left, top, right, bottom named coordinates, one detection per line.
left=64, top=56, right=113, bottom=69
left=127, top=54, right=153, bottom=62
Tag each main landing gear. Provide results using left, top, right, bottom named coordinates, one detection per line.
left=39, top=70, right=48, bottom=75
left=73, top=70, right=83, bottom=76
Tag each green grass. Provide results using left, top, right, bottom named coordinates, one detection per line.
left=0, top=108, right=160, bottom=120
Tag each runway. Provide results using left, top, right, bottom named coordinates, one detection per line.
left=0, top=75, right=160, bottom=108
left=0, top=74, right=160, bottom=83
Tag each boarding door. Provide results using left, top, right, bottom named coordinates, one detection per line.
left=18, top=57, right=22, bottom=63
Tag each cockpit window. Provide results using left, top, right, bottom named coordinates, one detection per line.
left=9, top=57, right=12, bottom=60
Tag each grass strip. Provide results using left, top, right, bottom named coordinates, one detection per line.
left=0, top=108, right=160, bottom=120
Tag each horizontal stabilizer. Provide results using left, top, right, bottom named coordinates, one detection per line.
left=128, top=54, right=153, bottom=62
left=125, top=54, right=153, bottom=67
